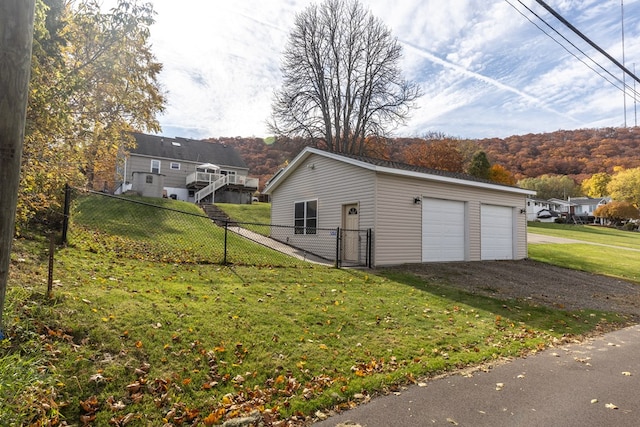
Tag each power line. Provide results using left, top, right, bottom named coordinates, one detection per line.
left=534, top=0, right=640, bottom=86
left=505, top=0, right=640, bottom=101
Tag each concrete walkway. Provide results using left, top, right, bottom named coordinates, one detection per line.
left=228, top=226, right=334, bottom=266
left=315, top=324, right=640, bottom=427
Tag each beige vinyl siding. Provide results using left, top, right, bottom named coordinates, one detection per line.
left=267, top=148, right=531, bottom=266
left=374, top=173, right=528, bottom=265
left=270, top=154, right=376, bottom=260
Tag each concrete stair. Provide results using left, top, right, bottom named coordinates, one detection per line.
left=200, top=204, right=236, bottom=226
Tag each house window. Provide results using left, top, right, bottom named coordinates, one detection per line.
left=150, top=159, right=160, bottom=174
left=146, top=175, right=153, bottom=184
left=294, top=200, right=317, bottom=235
left=170, top=162, right=180, bottom=170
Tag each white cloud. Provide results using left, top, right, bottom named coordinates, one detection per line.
left=97, top=0, right=640, bottom=139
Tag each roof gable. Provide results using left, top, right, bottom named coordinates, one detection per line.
left=264, top=147, right=535, bottom=196
left=129, top=132, right=248, bottom=169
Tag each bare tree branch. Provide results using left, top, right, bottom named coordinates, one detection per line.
left=269, top=0, right=422, bottom=155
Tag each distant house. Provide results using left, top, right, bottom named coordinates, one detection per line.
left=543, top=196, right=610, bottom=223
left=526, top=198, right=563, bottom=222
left=117, top=132, right=258, bottom=204
left=263, top=147, right=535, bottom=266
left=567, top=196, right=610, bottom=219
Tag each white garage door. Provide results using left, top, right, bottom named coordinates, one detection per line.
left=481, top=205, right=514, bottom=260
left=422, top=198, right=466, bottom=262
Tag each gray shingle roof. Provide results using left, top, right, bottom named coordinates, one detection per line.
left=130, top=132, right=248, bottom=169
left=336, top=151, right=514, bottom=188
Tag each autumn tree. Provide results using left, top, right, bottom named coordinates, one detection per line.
left=18, top=0, right=164, bottom=230
left=457, top=139, right=482, bottom=170
left=607, top=167, right=640, bottom=207
left=467, top=151, right=491, bottom=179
left=403, top=139, right=464, bottom=172
left=594, top=201, right=640, bottom=226
left=489, top=164, right=517, bottom=186
left=581, top=172, right=611, bottom=198
left=269, top=0, right=421, bottom=155
left=518, top=175, right=580, bottom=200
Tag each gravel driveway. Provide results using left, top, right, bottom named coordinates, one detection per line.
left=382, top=258, right=640, bottom=320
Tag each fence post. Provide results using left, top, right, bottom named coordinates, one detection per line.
left=47, top=233, right=55, bottom=298
left=367, top=228, right=372, bottom=268
left=61, top=184, right=71, bottom=244
left=335, top=227, right=341, bottom=268
left=223, top=221, right=228, bottom=264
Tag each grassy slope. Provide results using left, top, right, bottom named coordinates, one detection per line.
left=1, top=200, right=633, bottom=426
left=215, top=202, right=271, bottom=225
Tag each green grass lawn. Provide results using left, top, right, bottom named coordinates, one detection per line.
left=528, top=222, right=640, bottom=249
left=215, top=202, right=271, bottom=225
left=69, top=195, right=293, bottom=266
left=528, top=222, right=640, bottom=284
left=1, top=202, right=635, bottom=426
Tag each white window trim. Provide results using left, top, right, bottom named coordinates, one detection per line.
left=150, top=159, right=161, bottom=174
left=170, top=162, right=180, bottom=170
left=294, top=199, right=318, bottom=235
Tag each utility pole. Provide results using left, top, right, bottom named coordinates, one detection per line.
left=634, top=63, right=638, bottom=126
left=621, top=0, right=627, bottom=127
left=0, top=0, right=37, bottom=337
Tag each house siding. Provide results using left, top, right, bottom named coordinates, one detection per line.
left=270, top=154, right=376, bottom=260
left=374, top=173, right=527, bottom=265
left=266, top=148, right=531, bottom=267
left=126, top=154, right=249, bottom=193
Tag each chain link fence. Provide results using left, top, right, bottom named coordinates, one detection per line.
left=63, top=187, right=372, bottom=268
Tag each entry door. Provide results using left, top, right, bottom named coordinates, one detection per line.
left=342, top=204, right=359, bottom=261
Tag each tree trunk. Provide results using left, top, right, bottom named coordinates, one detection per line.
left=0, top=0, right=36, bottom=334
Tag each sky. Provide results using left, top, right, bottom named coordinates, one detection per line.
left=103, top=0, right=640, bottom=140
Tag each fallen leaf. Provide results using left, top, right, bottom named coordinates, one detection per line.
left=605, top=403, right=618, bottom=410
left=447, top=418, right=459, bottom=425
left=89, top=373, right=105, bottom=383
left=622, top=371, right=632, bottom=376
left=496, top=383, right=504, bottom=391
left=315, top=410, right=328, bottom=420
left=591, top=399, right=598, bottom=404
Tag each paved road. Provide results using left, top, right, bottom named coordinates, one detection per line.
left=314, top=324, right=640, bottom=427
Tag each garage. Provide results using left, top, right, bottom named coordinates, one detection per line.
left=422, top=198, right=466, bottom=262
left=481, top=204, right=514, bottom=260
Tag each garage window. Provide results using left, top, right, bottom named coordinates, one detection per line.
left=294, top=200, right=317, bottom=234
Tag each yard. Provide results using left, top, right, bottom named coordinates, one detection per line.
left=1, top=199, right=638, bottom=426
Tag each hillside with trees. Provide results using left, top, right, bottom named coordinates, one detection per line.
left=476, top=127, right=640, bottom=181
left=224, top=127, right=640, bottom=192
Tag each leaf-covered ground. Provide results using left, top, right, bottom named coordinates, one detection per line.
left=1, top=236, right=627, bottom=426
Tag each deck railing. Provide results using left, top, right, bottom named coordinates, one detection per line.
left=193, top=174, right=260, bottom=204
left=186, top=172, right=259, bottom=189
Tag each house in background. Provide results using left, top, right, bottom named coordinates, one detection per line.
left=543, top=196, right=610, bottom=223
left=117, top=132, right=258, bottom=204
left=566, top=196, right=610, bottom=221
left=263, top=147, right=535, bottom=267
left=526, top=198, right=563, bottom=222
